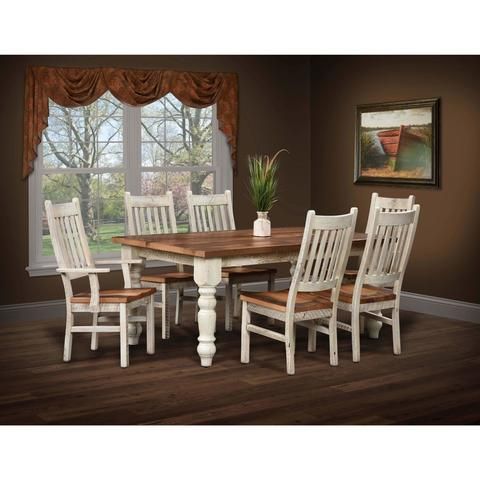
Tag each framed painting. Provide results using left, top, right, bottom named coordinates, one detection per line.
left=354, top=98, right=439, bottom=186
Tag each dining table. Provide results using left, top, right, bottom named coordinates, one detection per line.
left=113, top=227, right=367, bottom=367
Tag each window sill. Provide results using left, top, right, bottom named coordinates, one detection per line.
left=26, top=260, right=174, bottom=278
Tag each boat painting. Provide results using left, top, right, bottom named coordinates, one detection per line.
left=355, top=98, right=439, bottom=186
left=377, top=125, right=429, bottom=171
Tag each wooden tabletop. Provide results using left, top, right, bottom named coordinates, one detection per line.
left=113, top=227, right=367, bottom=259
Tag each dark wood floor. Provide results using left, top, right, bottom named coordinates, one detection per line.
left=1, top=303, right=479, bottom=425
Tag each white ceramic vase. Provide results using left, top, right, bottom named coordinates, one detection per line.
left=253, top=211, right=271, bottom=237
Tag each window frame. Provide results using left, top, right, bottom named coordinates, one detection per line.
left=26, top=101, right=233, bottom=277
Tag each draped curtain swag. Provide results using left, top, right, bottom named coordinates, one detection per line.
left=23, top=66, right=239, bottom=178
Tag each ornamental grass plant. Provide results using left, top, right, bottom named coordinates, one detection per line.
left=248, top=149, right=288, bottom=212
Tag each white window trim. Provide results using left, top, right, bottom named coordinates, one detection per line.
left=26, top=103, right=232, bottom=277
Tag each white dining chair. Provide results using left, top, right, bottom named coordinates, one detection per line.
left=331, top=205, right=420, bottom=362
left=125, top=191, right=196, bottom=339
left=187, top=190, right=276, bottom=331
left=45, top=198, right=156, bottom=368
left=345, top=192, right=415, bottom=281
left=345, top=192, right=417, bottom=336
left=365, top=193, right=416, bottom=234
left=240, top=208, right=358, bottom=375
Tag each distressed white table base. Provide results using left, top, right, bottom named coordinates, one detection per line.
left=194, top=258, right=221, bottom=366
left=366, top=312, right=384, bottom=339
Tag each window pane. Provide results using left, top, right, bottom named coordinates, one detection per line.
left=141, top=142, right=165, bottom=168
left=190, top=171, right=214, bottom=196
left=141, top=170, right=214, bottom=230
left=142, top=99, right=167, bottom=117
left=164, top=120, right=185, bottom=141
left=94, top=173, right=125, bottom=254
left=167, top=171, right=190, bottom=227
left=141, top=94, right=213, bottom=168
left=163, top=95, right=184, bottom=116
left=164, top=142, right=188, bottom=166
left=141, top=117, right=166, bottom=143
left=43, top=92, right=123, bottom=169
left=96, top=142, right=123, bottom=168
left=141, top=171, right=167, bottom=197
left=41, top=173, right=125, bottom=256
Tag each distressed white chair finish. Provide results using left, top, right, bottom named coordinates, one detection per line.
left=365, top=192, right=416, bottom=234
left=187, top=190, right=276, bottom=331
left=45, top=198, right=156, bottom=368
left=345, top=192, right=416, bottom=336
left=240, top=208, right=358, bottom=375
left=125, top=191, right=195, bottom=339
left=334, top=205, right=421, bottom=362
left=346, top=192, right=415, bottom=279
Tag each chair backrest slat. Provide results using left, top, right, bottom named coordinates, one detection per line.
left=45, top=198, right=94, bottom=276
left=125, top=192, right=178, bottom=235
left=64, top=215, right=81, bottom=267
left=365, top=192, right=415, bottom=234
left=153, top=207, right=161, bottom=233
left=311, top=229, right=329, bottom=281
left=359, top=206, right=420, bottom=288
left=287, top=209, right=358, bottom=311
left=187, top=190, right=236, bottom=232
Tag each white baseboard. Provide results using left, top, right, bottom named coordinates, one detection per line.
left=0, top=299, right=67, bottom=322
left=0, top=278, right=478, bottom=324
left=400, top=291, right=480, bottom=324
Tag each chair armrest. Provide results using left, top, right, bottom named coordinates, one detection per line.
left=95, top=259, right=144, bottom=265
left=57, top=267, right=111, bottom=274
left=95, top=258, right=144, bottom=288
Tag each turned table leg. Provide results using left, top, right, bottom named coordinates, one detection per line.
left=194, top=258, right=222, bottom=367
left=121, top=245, right=144, bottom=346
left=366, top=311, right=383, bottom=339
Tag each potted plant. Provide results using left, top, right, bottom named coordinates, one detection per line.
left=248, top=149, right=288, bottom=237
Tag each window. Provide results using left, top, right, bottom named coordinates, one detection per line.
left=28, top=92, right=232, bottom=275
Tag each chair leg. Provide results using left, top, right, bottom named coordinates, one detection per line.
left=285, top=321, right=296, bottom=375
left=307, top=323, right=317, bottom=352
left=161, top=284, right=170, bottom=340
left=329, top=315, right=338, bottom=366
left=240, top=302, right=251, bottom=364
left=146, top=295, right=155, bottom=355
left=392, top=305, right=401, bottom=355
left=351, top=304, right=361, bottom=363
left=225, top=283, right=233, bottom=332
left=175, top=288, right=183, bottom=326
left=90, top=312, right=99, bottom=351
left=63, top=306, right=73, bottom=362
left=120, top=304, right=129, bottom=368
left=233, top=284, right=241, bottom=318
left=359, top=313, right=366, bottom=335
left=267, top=274, right=275, bottom=326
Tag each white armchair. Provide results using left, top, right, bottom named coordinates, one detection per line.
left=45, top=198, right=156, bottom=368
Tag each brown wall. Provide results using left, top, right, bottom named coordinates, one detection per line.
left=0, top=55, right=310, bottom=305
left=311, top=56, right=480, bottom=303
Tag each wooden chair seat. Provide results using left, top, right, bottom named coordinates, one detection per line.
left=221, top=266, right=276, bottom=279
left=141, top=271, right=194, bottom=284
left=320, top=284, right=396, bottom=305
left=71, top=288, right=157, bottom=304
left=240, top=289, right=333, bottom=313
